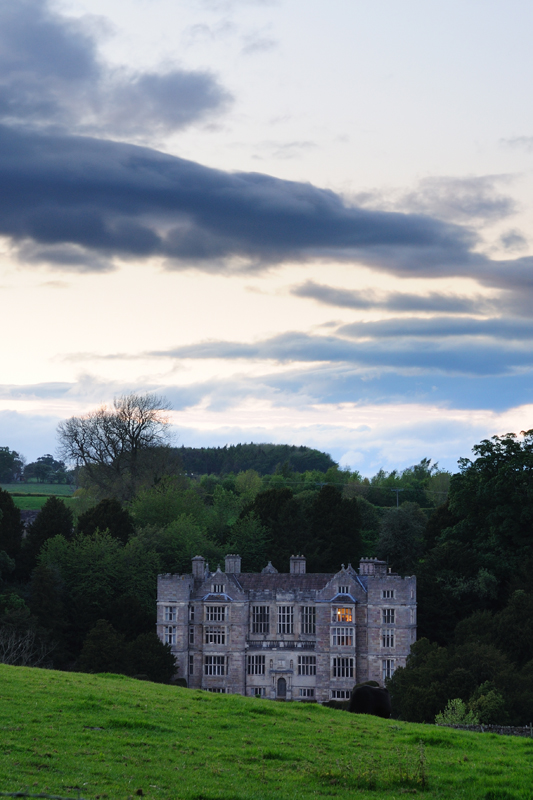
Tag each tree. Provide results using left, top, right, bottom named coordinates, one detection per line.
left=0, top=447, right=25, bottom=483
left=23, top=454, right=69, bottom=484
left=376, top=502, right=426, bottom=575
left=21, top=496, right=73, bottom=576
left=57, top=392, right=173, bottom=500
left=127, top=632, right=176, bottom=682
left=77, top=498, right=135, bottom=543
left=0, top=488, right=24, bottom=560
left=78, top=619, right=126, bottom=674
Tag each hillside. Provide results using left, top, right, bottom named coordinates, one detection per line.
left=0, top=665, right=532, bottom=800
left=174, top=443, right=337, bottom=476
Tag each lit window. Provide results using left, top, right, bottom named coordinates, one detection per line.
left=382, top=630, right=394, bottom=648
left=277, top=606, right=294, bottom=634
left=299, top=688, right=314, bottom=698
left=382, top=590, right=394, bottom=599
left=212, top=584, right=224, bottom=593
left=204, top=655, right=225, bottom=676
left=301, top=606, right=316, bottom=634
left=252, top=606, right=270, bottom=634
left=382, top=608, right=395, bottom=624
left=383, top=659, right=395, bottom=681
left=333, top=607, right=353, bottom=623
left=331, top=627, right=354, bottom=646
left=205, top=627, right=226, bottom=645
left=206, top=606, right=226, bottom=622
left=332, top=657, right=354, bottom=678
left=247, top=655, right=266, bottom=675
left=164, top=606, right=176, bottom=622
left=164, top=626, right=176, bottom=645
left=189, top=626, right=194, bottom=645
left=297, top=656, right=316, bottom=676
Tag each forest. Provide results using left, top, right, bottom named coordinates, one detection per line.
left=1, top=394, right=533, bottom=725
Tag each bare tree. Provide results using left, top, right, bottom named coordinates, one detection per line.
left=0, top=627, right=54, bottom=668
left=57, top=393, right=174, bottom=500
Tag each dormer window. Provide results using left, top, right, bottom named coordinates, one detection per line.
left=212, top=584, right=224, bottom=593
left=338, top=585, right=349, bottom=595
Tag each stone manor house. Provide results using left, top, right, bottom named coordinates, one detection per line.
left=157, top=554, right=417, bottom=702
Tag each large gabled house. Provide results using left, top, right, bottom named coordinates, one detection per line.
left=157, top=553, right=416, bottom=701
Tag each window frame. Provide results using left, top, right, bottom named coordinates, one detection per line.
left=277, top=605, right=294, bottom=635
left=205, top=626, right=226, bottom=645
left=164, top=605, right=177, bottom=622
left=331, top=626, right=354, bottom=647
left=332, top=607, right=353, bottom=623
left=204, top=655, right=226, bottom=676
left=301, top=606, right=316, bottom=635
left=332, top=657, right=354, bottom=678
left=251, top=605, right=270, bottom=634
left=206, top=605, right=227, bottom=622
left=247, top=654, right=266, bottom=675
left=382, top=608, right=395, bottom=624
left=297, top=655, right=317, bottom=676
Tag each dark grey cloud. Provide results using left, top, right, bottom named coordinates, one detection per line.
left=338, top=317, right=533, bottom=341
left=0, top=0, right=229, bottom=137
left=151, top=329, right=533, bottom=377
left=0, top=123, right=491, bottom=274
left=291, top=280, right=494, bottom=315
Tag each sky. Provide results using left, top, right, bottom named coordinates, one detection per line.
left=1, top=0, right=533, bottom=474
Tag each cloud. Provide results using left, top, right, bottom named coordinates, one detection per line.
left=0, top=0, right=230, bottom=137
left=501, top=136, right=533, bottom=153
left=151, top=326, right=533, bottom=378
left=0, top=123, right=489, bottom=274
left=291, top=280, right=494, bottom=315
left=354, top=174, right=517, bottom=225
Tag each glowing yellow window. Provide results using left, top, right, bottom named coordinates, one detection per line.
left=333, top=607, right=352, bottom=623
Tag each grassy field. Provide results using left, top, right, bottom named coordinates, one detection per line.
left=0, top=483, right=74, bottom=496
left=0, top=483, right=76, bottom=510
left=0, top=665, right=532, bottom=800
left=8, top=495, right=78, bottom=511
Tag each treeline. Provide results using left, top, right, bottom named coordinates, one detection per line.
left=387, top=431, right=533, bottom=726
left=0, top=448, right=71, bottom=485
left=176, top=443, right=336, bottom=476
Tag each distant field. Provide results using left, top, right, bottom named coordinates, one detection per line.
left=11, top=495, right=78, bottom=510
left=0, top=482, right=74, bottom=496
left=0, top=664, right=532, bottom=800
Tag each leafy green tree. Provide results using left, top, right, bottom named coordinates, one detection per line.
left=242, top=488, right=307, bottom=571
left=0, top=488, right=24, bottom=560
left=78, top=619, right=126, bottom=674
left=376, top=502, right=426, bottom=575
left=0, top=447, right=24, bottom=482
left=435, top=698, right=479, bottom=726
left=127, top=632, right=176, bottom=682
left=129, top=478, right=206, bottom=528
left=306, top=485, right=362, bottom=572
left=226, top=512, right=269, bottom=572
left=234, top=470, right=263, bottom=504
left=21, top=496, right=73, bottom=576
left=133, top=515, right=221, bottom=575
left=77, top=498, right=135, bottom=543
left=23, top=455, right=69, bottom=484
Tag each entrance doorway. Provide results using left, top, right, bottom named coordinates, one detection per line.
left=277, top=677, right=287, bottom=698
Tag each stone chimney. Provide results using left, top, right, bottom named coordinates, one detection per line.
left=192, top=555, right=206, bottom=579
left=359, top=557, right=387, bottom=576
left=290, top=554, right=306, bottom=574
left=225, top=554, right=242, bottom=574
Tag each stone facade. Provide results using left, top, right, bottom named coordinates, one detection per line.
left=156, top=554, right=416, bottom=702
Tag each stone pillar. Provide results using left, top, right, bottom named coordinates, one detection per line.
left=290, top=554, right=306, bottom=574
left=192, top=555, right=206, bottom=579
left=225, top=554, right=242, bottom=573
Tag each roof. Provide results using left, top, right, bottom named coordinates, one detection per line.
left=231, top=573, right=337, bottom=592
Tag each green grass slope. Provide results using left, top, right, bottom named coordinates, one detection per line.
left=0, top=665, right=532, bottom=800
